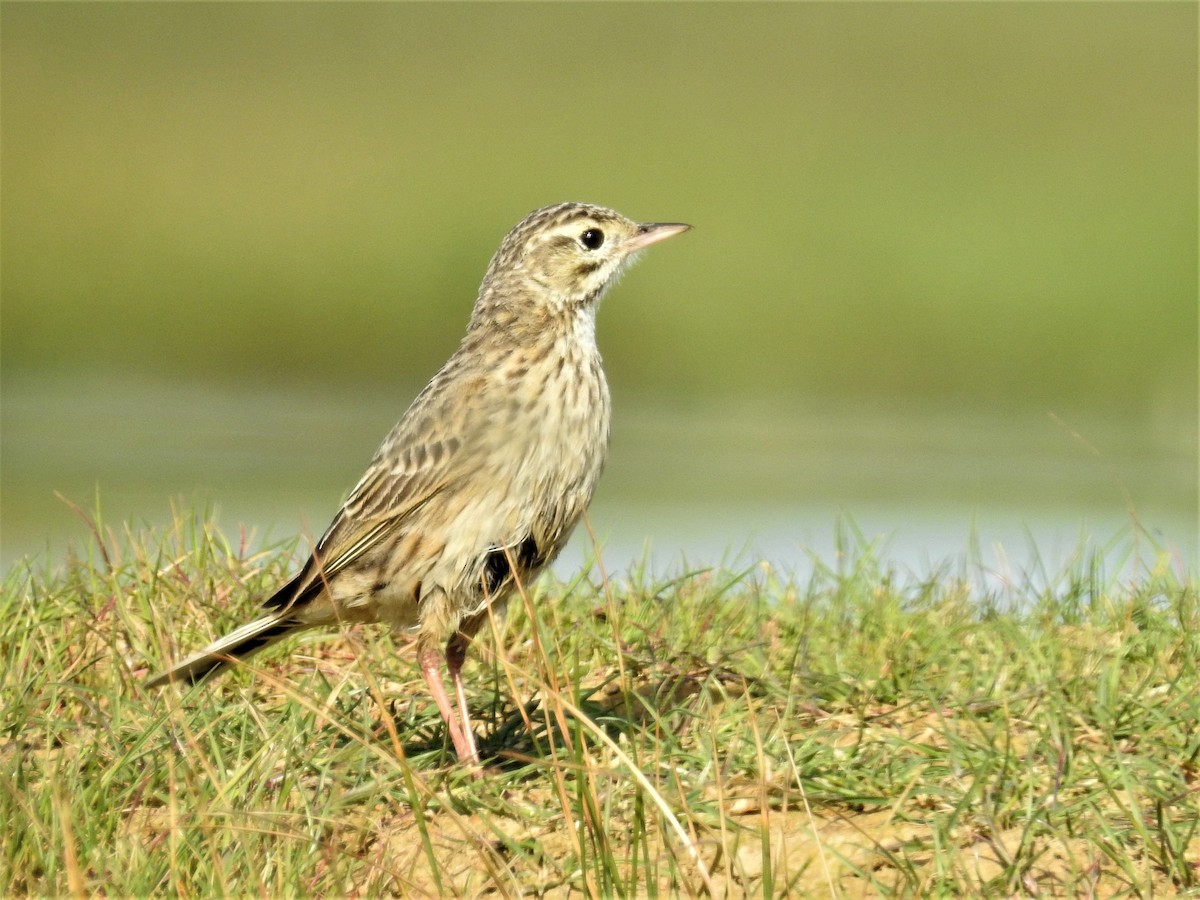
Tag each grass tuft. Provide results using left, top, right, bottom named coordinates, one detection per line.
left=2, top=504, right=1197, bottom=896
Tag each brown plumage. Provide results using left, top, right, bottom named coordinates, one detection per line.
left=146, top=202, right=690, bottom=763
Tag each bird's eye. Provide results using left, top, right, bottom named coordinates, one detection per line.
left=580, top=228, right=605, bottom=250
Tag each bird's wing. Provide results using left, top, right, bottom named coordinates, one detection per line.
left=263, top=421, right=467, bottom=613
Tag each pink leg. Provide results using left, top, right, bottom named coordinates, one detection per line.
left=445, top=635, right=479, bottom=764
left=418, top=645, right=479, bottom=764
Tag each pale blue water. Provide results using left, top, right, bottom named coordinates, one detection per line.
left=3, top=374, right=1195, bottom=587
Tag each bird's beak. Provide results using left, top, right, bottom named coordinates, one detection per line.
left=626, top=222, right=692, bottom=252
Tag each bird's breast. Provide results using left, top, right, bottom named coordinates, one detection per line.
left=508, top=336, right=611, bottom=509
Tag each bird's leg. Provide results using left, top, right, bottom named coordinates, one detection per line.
left=445, top=633, right=479, bottom=764
left=417, top=645, right=478, bottom=764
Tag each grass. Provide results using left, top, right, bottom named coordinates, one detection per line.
left=2, top=506, right=1197, bottom=897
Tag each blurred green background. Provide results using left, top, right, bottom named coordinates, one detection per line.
left=3, top=3, right=1196, bottom=573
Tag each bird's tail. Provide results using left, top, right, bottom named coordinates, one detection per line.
left=145, top=613, right=302, bottom=689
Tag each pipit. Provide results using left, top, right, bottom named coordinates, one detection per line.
left=147, top=202, right=690, bottom=763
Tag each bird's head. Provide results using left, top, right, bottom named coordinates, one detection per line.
left=473, top=202, right=690, bottom=328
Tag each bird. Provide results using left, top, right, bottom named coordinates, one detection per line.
left=146, top=202, right=690, bottom=763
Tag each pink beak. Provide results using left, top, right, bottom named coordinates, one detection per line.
left=625, top=221, right=692, bottom=253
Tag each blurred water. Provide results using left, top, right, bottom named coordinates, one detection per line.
left=3, top=374, right=1194, bottom=584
